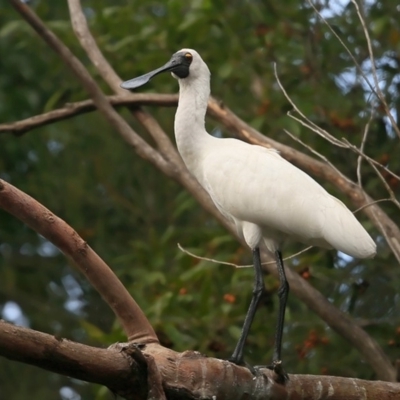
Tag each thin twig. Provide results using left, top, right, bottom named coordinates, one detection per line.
left=274, top=64, right=348, bottom=148
left=308, top=0, right=400, bottom=139
left=177, top=243, right=312, bottom=269
left=343, top=138, right=400, bottom=210
left=356, top=111, right=374, bottom=188
left=353, top=198, right=392, bottom=214
left=307, top=0, right=377, bottom=100
left=344, top=139, right=400, bottom=182
left=367, top=163, right=400, bottom=210
left=283, top=129, right=350, bottom=183
left=350, top=0, right=400, bottom=139
left=287, top=110, right=349, bottom=148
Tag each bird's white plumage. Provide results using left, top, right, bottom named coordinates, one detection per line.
left=173, top=49, right=376, bottom=259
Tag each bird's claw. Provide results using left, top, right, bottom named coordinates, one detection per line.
left=267, top=360, right=289, bottom=384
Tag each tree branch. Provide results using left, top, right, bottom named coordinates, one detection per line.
left=307, top=0, right=400, bottom=140
left=0, top=179, right=157, bottom=343
left=0, top=94, right=177, bottom=136
left=2, top=321, right=400, bottom=400
left=350, top=0, right=400, bottom=139
left=0, top=320, right=145, bottom=399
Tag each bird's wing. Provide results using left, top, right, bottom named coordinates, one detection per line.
left=200, top=139, right=324, bottom=234
left=199, top=139, right=375, bottom=258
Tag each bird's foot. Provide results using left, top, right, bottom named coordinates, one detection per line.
left=266, top=359, right=289, bottom=384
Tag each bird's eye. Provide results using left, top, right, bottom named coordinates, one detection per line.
left=185, top=53, right=193, bottom=62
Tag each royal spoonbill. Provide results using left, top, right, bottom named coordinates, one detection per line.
left=121, top=49, right=376, bottom=380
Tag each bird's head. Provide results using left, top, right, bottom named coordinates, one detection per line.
left=120, top=49, right=210, bottom=90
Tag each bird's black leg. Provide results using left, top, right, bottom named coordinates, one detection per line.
left=269, top=249, right=289, bottom=382
left=230, top=247, right=265, bottom=366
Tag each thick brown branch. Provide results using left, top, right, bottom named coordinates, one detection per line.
left=0, top=94, right=177, bottom=135
left=2, top=321, right=400, bottom=400
left=0, top=320, right=145, bottom=399
left=0, top=179, right=157, bottom=343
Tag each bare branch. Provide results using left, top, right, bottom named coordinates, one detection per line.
left=0, top=94, right=177, bottom=136
left=344, top=139, right=400, bottom=208
left=308, top=0, right=400, bottom=139
left=0, top=321, right=145, bottom=399
left=274, top=64, right=348, bottom=148
left=350, top=0, right=400, bottom=139
left=1, top=321, right=400, bottom=399
left=306, top=0, right=377, bottom=100
left=353, top=198, right=393, bottom=214
left=357, top=111, right=374, bottom=188
left=283, top=129, right=348, bottom=181
left=177, top=243, right=313, bottom=269
left=67, top=0, right=123, bottom=95
left=342, top=139, right=400, bottom=210
left=0, top=179, right=158, bottom=343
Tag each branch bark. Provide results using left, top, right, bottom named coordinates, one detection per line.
left=0, top=94, right=176, bottom=136
left=2, top=321, right=400, bottom=400
left=0, top=320, right=146, bottom=399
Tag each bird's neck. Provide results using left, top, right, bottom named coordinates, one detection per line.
left=174, top=76, right=212, bottom=172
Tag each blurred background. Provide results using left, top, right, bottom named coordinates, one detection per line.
left=1, top=0, right=400, bottom=398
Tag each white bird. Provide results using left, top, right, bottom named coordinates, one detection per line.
left=121, top=49, right=376, bottom=380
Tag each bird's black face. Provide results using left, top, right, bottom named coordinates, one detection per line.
left=121, top=51, right=193, bottom=90
left=168, top=51, right=193, bottom=79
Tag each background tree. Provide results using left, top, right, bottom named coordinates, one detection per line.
left=0, top=0, right=400, bottom=399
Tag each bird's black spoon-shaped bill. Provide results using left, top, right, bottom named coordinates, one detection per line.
left=121, top=51, right=192, bottom=89
left=121, top=60, right=176, bottom=90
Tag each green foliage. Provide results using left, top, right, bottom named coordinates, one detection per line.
left=1, top=1, right=400, bottom=398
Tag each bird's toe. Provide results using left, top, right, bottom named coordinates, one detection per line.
left=266, top=360, right=289, bottom=384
